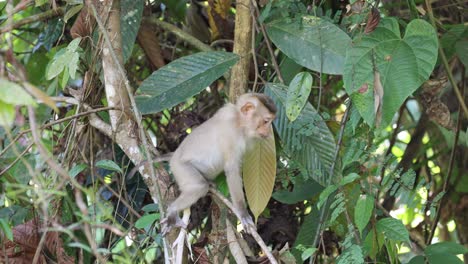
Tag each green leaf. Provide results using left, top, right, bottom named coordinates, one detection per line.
left=0, top=102, right=15, bottom=128
left=161, top=0, right=186, bottom=22
left=343, top=18, right=438, bottom=127
left=95, top=160, right=123, bottom=173
left=455, top=39, right=468, bottom=67
left=425, top=241, right=468, bottom=256
left=376, top=217, right=409, bottom=243
left=46, top=50, right=71, bottom=80
left=293, top=208, right=322, bottom=261
left=363, top=230, right=384, bottom=259
left=427, top=253, right=463, bottom=264
left=337, top=244, right=364, bottom=264
left=273, top=178, right=323, bottom=204
left=354, top=195, right=374, bottom=234
left=67, top=37, right=82, bottom=52
left=68, top=242, right=92, bottom=253
left=265, top=83, right=338, bottom=186
left=266, top=16, right=351, bottom=75
left=136, top=52, right=239, bottom=114
left=0, top=218, right=13, bottom=241
left=69, top=164, right=88, bottom=178
left=301, top=247, right=317, bottom=261
left=135, top=213, right=160, bottom=229
left=339, top=173, right=360, bottom=186
left=286, top=72, right=313, bottom=122
left=317, top=185, right=337, bottom=209
left=440, top=24, right=468, bottom=60
left=121, top=0, right=144, bottom=62
left=141, top=203, right=159, bottom=213
left=408, top=256, right=426, bottom=264
left=64, top=4, right=83, bottom=23
left=0, top=79, right=35, bottom=105
left=68, top=52, right=80, bottom=79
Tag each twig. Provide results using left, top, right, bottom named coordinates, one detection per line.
left=0, top=143, right=32, bottom=176
left=0, top=105, right=115, bottom=160
left=27, top=105, right=73, bottom=263
left=311, top=102, right=351, bottom=263
left=426, top=64, right=465, bottom=244
left=0, top=7, right=65, bottom=33
left=425, top=0, right=468, bottom=119
left=209, top=187, right=278, bottom=264
left=145, top=17, right=213, bottom=52
left=251, top=0, right=284, bottom=84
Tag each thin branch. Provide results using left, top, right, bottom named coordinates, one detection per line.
left=311, top=102, right=351, bottom=263
left=145, top=17, right=213, bottom=52
left=0, top=7, right=65, bottom=33
left=209, top=187, right=278, bottom=264
left=0, top=143, right=32, bottom=176
left=424, top=0, right=468, bottom=119
left=251, top=0, right=284, bottom=84
left=426, top=64, right=465, bottom=244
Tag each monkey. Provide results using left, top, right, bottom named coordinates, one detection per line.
left=160, top=93, right=277, bottom=235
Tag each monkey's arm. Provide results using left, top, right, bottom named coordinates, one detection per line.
left=224, top=160, right=255, bottom=232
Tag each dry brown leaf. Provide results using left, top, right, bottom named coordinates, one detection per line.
left=420, top=78, right=453, bottom=129
left=137, top=21, right=165, bottom=69
left=0, top=219, right=74, bottom=264
left=364, top=7, right=380, bottom=34
left=207, top=0, right=233, bottom=41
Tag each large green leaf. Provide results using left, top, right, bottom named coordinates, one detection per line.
left=286, top=72, right=313, bottom=122
left=266, top=16, right=351, bottom=75
left=136, top=52, right=238, bottom=114
left=425, top=241, right=468, bottom=256
left=121, top=0, right=144, bottom=62
left=354, top=195, right=374, bottom=235
left=343, top=18, right=438, bottom=127
left=273, top=178, right=323, bottom=204
left=265, top=83, right=338, bottom=186
left=376, top=217, right=409, bottom=243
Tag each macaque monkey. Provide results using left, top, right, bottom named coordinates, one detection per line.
left=161, top=93, right=277, bottom=235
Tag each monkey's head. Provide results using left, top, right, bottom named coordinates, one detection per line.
left=237, top=93, right=277, bottom=139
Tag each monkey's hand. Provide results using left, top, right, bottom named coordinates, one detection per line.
left=160, top=215, right=187, bottom=236
left=240, top=214, right=256, bottom=234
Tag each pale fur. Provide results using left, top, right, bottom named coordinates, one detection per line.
left=161, top=94, right=275, bottom=235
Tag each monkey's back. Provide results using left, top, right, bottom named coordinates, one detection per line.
left=171, top=104, right=246, bottom=180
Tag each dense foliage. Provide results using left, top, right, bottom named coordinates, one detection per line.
left=0, top=0, right=467, bottom=263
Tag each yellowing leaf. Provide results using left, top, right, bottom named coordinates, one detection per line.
left=242, top=128, right=276, bottom=222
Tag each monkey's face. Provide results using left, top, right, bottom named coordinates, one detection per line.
left=241, top=103, right=275, bottom=139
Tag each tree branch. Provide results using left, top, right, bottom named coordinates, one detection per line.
left=0, top=7, right=65, bottom=34
left=210, top=187, right=278, bottom=264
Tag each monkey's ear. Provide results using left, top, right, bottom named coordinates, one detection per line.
left=240, top=102, right=255, bottom=115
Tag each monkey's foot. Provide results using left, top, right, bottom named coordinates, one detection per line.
left=160, top=217, right=187, bottom=236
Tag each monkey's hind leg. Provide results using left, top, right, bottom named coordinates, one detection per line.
left=161, top=162, right=209, bottom=235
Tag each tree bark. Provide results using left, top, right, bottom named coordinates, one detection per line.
left=228, top=0, right=252, bottom=102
